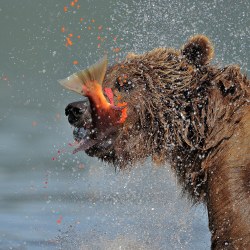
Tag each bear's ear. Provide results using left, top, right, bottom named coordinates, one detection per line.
left=181, top=35, right=214, bottom=66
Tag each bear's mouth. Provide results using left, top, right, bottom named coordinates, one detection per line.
left=60, top=56, right=128, bottom=155
left=65, top=100, right=117, bottom=154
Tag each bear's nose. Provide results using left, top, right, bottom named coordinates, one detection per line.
left=65, top=106, right=83, bottom=125
left=65, top=101, right=92, bottom=128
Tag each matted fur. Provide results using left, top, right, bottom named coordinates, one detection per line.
left=64, top=35, right=250, bottom=249
left=98, top=44, right=249, bottom=203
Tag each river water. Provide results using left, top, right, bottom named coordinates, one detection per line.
left=0, top=0, right=249, bottom=249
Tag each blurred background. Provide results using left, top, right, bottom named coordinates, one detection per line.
left=0, top=0, right=249, bottom=249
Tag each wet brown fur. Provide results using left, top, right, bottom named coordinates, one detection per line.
left=99, top=36, right=249, bottom=199
left=67, top=35, right=250, bottom=249
left=102, top=35, right=250, bottom=249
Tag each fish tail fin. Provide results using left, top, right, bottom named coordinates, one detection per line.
left=58, top=55, right=108, bottom=95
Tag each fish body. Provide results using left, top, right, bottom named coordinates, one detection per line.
left=59, top=56, right=127, bottom=153
left=58, top=56, right=127, bottom=131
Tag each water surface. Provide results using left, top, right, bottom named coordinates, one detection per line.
left=0, top=0, right=249, bottom=249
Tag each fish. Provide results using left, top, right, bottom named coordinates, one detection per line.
left=58, top=56, right=127, bottom=153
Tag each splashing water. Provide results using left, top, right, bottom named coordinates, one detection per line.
left=0, top=0, right=249, bottom=249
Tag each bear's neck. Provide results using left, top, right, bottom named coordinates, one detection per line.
left=149, top=65, right=249, bottom=202
left=205, top=108, right=250, bottom=249
left=162, top=65, right=250, bottom=248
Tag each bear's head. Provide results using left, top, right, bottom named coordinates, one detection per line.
left=60, top=35, right=214, bottom=168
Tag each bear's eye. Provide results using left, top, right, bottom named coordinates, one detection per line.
left=115, top=76, right=134, bottom=92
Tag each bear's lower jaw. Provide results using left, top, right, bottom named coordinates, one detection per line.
left=72, top=126, right=118, bottom=155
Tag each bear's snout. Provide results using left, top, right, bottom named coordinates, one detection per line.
left=65, top=101, right=92, bottom=129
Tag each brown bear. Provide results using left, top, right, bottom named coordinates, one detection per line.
left=59, top=35, right=250, bottom=250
